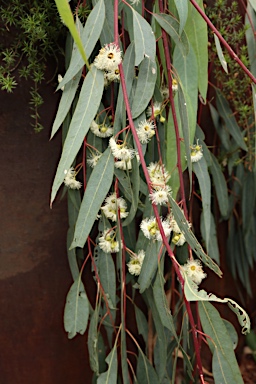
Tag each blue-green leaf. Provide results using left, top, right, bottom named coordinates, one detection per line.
left=51, top=67, right=104, bottom=205
left=174, top=0, right=188, bottom=34
left=169, top=197, right=222, bottom=276
left=138, top=241, right=162, bottom=293
left=54, top=0, right=90, bottom=69
left=216, top=89, right=248, bottom=151
left=134, top=305, right=148, bottom=344
left=98, top=249, right=116, bottom=309
left=71, top=148, right=114, bottom=248
left=193, top=157, right=211, bottom=250
left=214, top=34, right=228, bottom=74
left=64, top=276, right=89, bottom=339
left=200, top=212, right=220, bottom=264
left=184, top=0, right=208, bottom=102
left=153, top=13, right=189, bottom=56
left=132, top=8, right=156, bottom=66
left=51, top=69, right=82, bottom=139
left=58, top=0, right=105, bottom=89
left=97, top=346, right=117, bottom=384
left=242, top=171, right=255, bottom=231
left=199, top=302, right=244, bottom=384
left=132, top=57, right=157, bottom=119
left=136, top=350, right=159, bottom=384
left=209, top=153, right=229, bottom=218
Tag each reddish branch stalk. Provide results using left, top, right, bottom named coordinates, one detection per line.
left=190, top=0, right=256, bottom=84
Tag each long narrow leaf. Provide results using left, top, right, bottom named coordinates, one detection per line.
left=51, top=67, right=104, bottom=205
left=71, top=148, right=114, bottom=248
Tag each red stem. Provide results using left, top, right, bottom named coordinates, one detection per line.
left=190, top=0, right=256, bottom=84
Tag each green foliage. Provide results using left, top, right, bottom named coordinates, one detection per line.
left=0, top=0, right=65, bottom=131
left=49, top=0, right=255, bottom=382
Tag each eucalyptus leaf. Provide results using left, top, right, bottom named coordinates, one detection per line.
left=58, top=0, right=105, bottom=89
left=138, top=241, right=162, bottom=293
left=200, top=212, right=220, bottom=264
left=184, top=0, right=208, bottom=102
left=136, top=350, right=159, bottom=384
left=54, top=0, right=90, bottom=69
left=193, top=157, right=211, bottom=250
left=199, top=301, right=244, bottom=384
left=174, top=0, right=188, bottom=34
left=131, top=57, right=157, bottom=119
left=169, top=196, right=222, bottom=276
left=132, top=8, right=156, bottom=66
left=51, top=69, right=82, bottom=139
left=216, top=89, right=248, bottom=151
left=209, top=152, right=229, bottom=218
left=214, top=34, right=228, bottom=74
left=153, top=13, right=189, bottom=56
left=98, top=249, right=116, bottom=309
left=97, top=346, right=117, bottom=384
left=51, top=67, right=104, bottom=205
left=71, top=148, right=114, bottom=248
left=64, top=277, right=89, bottom=339
left=184, top=275, right=250, bottom=334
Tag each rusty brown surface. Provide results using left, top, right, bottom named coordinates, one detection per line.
left=0, top=76, right=92, bottom=383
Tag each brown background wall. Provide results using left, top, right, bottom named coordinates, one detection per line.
left=0, top=76, right=91, bottom=383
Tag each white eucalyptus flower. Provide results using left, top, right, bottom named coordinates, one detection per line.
left=101, top=193, right=129, bottom=221
left=64, top=168, right=82, bottom=190
left=147, top=101, right=162, bottom=118
left=190, top=143, right=203, bottom=163
left=136, top=119, right=156, bottom=143
left=140, top=217, right=171, bottom=241
left=172, top=232, right=186, bottom=246
left=94, top=43, right=122, bottom=71
left=182, top=259, right=207, bottom=285
left=149, top=185, right=172, bottom=205
left=104, top=67, right=120, bottom=85
left=109, top=137, right=136, bottom=161
left=87, top=154, right=102, bottom=168
left=147, top=162, right=170, bottom=188
left=90, top=120, right=113, bottom=138
left=114, top=159, right=132, bottom=170
left=127, top=250, right=145, bottom=276
left=99, top=229, right=119, bottom=253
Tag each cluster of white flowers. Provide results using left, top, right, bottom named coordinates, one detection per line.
left=147, top=101, right=165, bottom=122
left=182, top=259, right=207, bottom=285
left=64, top=168, right=82, bottom=190
left=147, top=162, right=172, bottom=204
left=140, top=217, right=171, bottom=241
left=104, top=68, right=120, bottom=87
left=127, top=250, right=145, bottom=276
left=147, top=162, right=170, bottom=188
left=99, top=229, right=119, bottom=253
left=190, top=142, right=203, bottom=163
left=169, top=215, right=190, bottom=247
left=90, top=120, right=113, bottom=138
left=149, top=186, right=172, bottom=206
left=109, top=137, right=137, bottom=170
left=94, top=44, right=122, bottom=87
left=101, top=193, right=129, bottom=221
left=87, top=153, right=102, bottom=168
left=136, top=119, right=156, bottom=144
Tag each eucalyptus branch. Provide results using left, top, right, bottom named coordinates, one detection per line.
left=190, top=0, right=256, bottom=84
